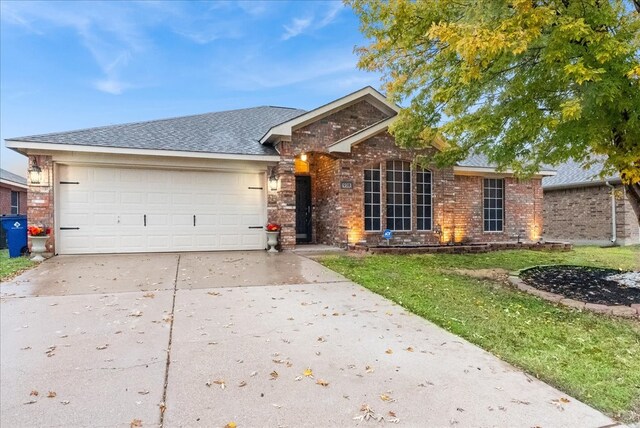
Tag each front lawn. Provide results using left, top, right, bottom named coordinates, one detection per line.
left=0, top=249, right=36, bottom=282
left=320, top=246, right=640, bottom=422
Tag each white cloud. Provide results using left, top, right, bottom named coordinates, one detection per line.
left=318, top=2, right=344, bottom=28
left=94, top=78, right=129, bottom=95
left=282, top=17, right=312, bottom=40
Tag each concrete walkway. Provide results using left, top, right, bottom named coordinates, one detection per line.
left=1, top=252, right=618, bottom=427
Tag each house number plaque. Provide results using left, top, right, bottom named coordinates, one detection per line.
left=340, top=181, right=353, bottom=190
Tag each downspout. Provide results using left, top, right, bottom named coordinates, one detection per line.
left=605, top=181, right=617, bottom=245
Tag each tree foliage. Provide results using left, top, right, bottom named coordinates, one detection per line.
left=350, top=0, right=640, bottom=218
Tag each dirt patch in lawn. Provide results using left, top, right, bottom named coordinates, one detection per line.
left=449, top=268, right=510, bottom=283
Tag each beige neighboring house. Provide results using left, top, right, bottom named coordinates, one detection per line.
left=542, top=159, right=640, bottom=246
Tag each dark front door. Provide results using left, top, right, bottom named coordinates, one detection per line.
left=295, top=175, right=312, bottom=243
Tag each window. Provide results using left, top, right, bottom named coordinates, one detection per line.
left=10, top=191, right=19, bottom=215
left=416, top=168, right=432, bottom=230
left=386, top=161, right=411, bottom=231
left=364, top=164, right=381, bottom=231
left=483, top=178, right=504, bottom=232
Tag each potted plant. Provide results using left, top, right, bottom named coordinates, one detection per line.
left=265, top=223, right=281, bottom=253
left=28, top=225, right=50, bottom=262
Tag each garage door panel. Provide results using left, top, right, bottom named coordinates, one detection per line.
left=58, top=165, right=266, bottom=254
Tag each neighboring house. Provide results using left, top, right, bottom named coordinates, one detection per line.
left=5, top=87, right=553, bottom=255
left=0, top=168, right=27, bottom=216
left=542, top=159, right=640, bottom=246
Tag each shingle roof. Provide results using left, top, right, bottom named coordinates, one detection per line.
left=542, top=158, right=619, bottom=189
left=0, top=168, right=27, bottom=186
left=6, top=106, right=306, bottom=156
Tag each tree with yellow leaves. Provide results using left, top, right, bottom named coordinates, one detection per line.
left=350, top=0, right=640, bottom=220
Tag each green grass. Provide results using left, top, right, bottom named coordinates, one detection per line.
left=0, top=249, right=36, bottom=282
left=319, top=246, right=640, bottom=422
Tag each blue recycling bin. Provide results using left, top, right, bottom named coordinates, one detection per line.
left=1, top=215, right=28, bottom=258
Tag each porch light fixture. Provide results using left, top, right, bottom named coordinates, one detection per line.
left=268, top=167, right=278, bottom=191
left=300, top=153, right=308, bottom=162
left=29, top=158, right=42, bottom=184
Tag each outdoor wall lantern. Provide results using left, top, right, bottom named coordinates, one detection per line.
left=268, top=167, right=278, bottom=191
left=29, top=158, right=42, bottom=185
left=300, top=153, right=308, bottom=162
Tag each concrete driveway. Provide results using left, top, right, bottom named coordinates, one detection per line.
left=1, top=252, right=616, bottom=427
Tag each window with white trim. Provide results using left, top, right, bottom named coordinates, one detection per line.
left=386, top=160, right=411, bottom=231
left=10, top=191, right=19, bottom=215
left=416, top=168, right=432, bottom=230
left=364, top=164, right=381, bottom=231
left=483, top=178, right=504, bottom=232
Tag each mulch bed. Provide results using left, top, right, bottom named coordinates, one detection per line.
left=520, top=265, right=640, bottom=306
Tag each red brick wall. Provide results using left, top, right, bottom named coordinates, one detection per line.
left=0, top=185, right=27, bottom=215
left=543, top=184, right=640, bottom=245
left=27, top=155, right=55, bottom=253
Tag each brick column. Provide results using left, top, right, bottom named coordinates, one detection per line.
left=27, top=155, right=55, bottom=254
left=270, top=141, right=296, bottom=250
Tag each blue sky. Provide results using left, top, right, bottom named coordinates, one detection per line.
left=0, top=0, right=379, bottom=175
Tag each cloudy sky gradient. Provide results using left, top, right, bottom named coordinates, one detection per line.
left=0, top=0, right=379, bottom=175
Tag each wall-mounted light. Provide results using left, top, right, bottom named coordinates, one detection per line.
left=300, top=153, right=308, bottom=162
left=29, top=158, right=42, bottom=185
left=268, top=167, right=278, bottom=191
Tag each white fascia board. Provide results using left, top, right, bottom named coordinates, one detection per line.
left=0, top=178, right=28, bottom=189
left=329, top=117, right=396, bottom=153
left=5, top=140, right=280, bottom=163
left=259, top=86, right=399, bottom=144
left=453, top=165, right=557, bottom=177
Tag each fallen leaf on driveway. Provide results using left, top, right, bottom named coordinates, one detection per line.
left=365, top=365, right=374, bottom=373
left=129, top=311, right=143, bottom=317
left=511, top=399, right=530, bottom=405
left=60, top=400, right=70, bottom=405
left=137, top=390, right=149, bottom=395
left=143, top=293, right=155, bottom=298
left=385, top=349, right=393, bottom=354
left=405, top=346, right=414, bottom=352
left=130, top=419, right=143, bottom=427
left=316, top=379, right=329, bottom=387
left=23, top=400, right=37, bottom=405
left=380, top=394, right=395, bottom=402
left=238, top=381, right=247, bottom=387
left=47, top=391, right=56, bottom=398
left=224, top=422, right=237, bottom=428
left=30, top=390, right=39, bottom=397
left=294, top=376, right=302, bottom=381
left=317, top=336, right=326, bottom=342
left=270, top=371, right=279, bottom=380
left=303, top=368, right=313, bottom=377
left=207, top=291, right=220, bottom=296
left=159, top=402, right=166, bottom=414
left=96, top=344, right=109, bottom=350
left=250, top=371, right=257, bottom=377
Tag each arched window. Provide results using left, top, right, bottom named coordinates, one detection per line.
left=364, top=163, right=381, bottom=231
left=386, top=160, right=411, bottom=231
left=417, top=168, right=432, bottom=230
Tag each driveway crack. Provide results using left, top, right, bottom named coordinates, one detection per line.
left=159, top=254, right=180, bottom=427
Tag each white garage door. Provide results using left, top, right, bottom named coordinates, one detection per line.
left=57, top=165, right=267, bottom=254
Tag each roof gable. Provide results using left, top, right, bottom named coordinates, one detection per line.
left=259, top=86, right=399, bottom=144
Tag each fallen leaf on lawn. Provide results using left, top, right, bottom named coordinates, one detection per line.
left=30, top=390, right=39, bottom=397
left=130, top=419, right=143, bottom=427
left=137, top=390, right=149, bottom=395
left=129, top=311, right=143, bottom=317
left=96, top=344, right=109, bottom=350
left=270, top=371, right=279, bottom=380
left=47, top=391, right=56, bottom=398
left=316, top=379, right=329, bottom=387
left=238, top=381, right=247, bottom=387
left=224, top=423, right=237, bottom=428
left=60, top=400, right=70, bottom=405
left=143, top=293, right=155, bottom=298
left=405, top=346, right=414, bottom=352
left=303, top=368, right=313, bottom=377
left=385, top=349, right=393, bottom=354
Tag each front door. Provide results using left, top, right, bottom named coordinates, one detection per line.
left=295, top=175, right=312, bottom=243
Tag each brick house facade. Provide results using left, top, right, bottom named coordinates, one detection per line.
left=0, top=168, right=28, bottom=216
left=8, top=87, right=550, bottom=255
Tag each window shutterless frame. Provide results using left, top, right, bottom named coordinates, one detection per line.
left=386, top=160, right=412, bottom=231
left=483, top=178, right=504, bottom=232
left=416, top=168, right=433, bottom=231
left=364, top=164, right=382, bottom=232
left=10, top=191, right=19, bottom=215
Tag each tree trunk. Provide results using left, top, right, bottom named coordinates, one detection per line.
left=626, top=183, right=640, bottom=226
